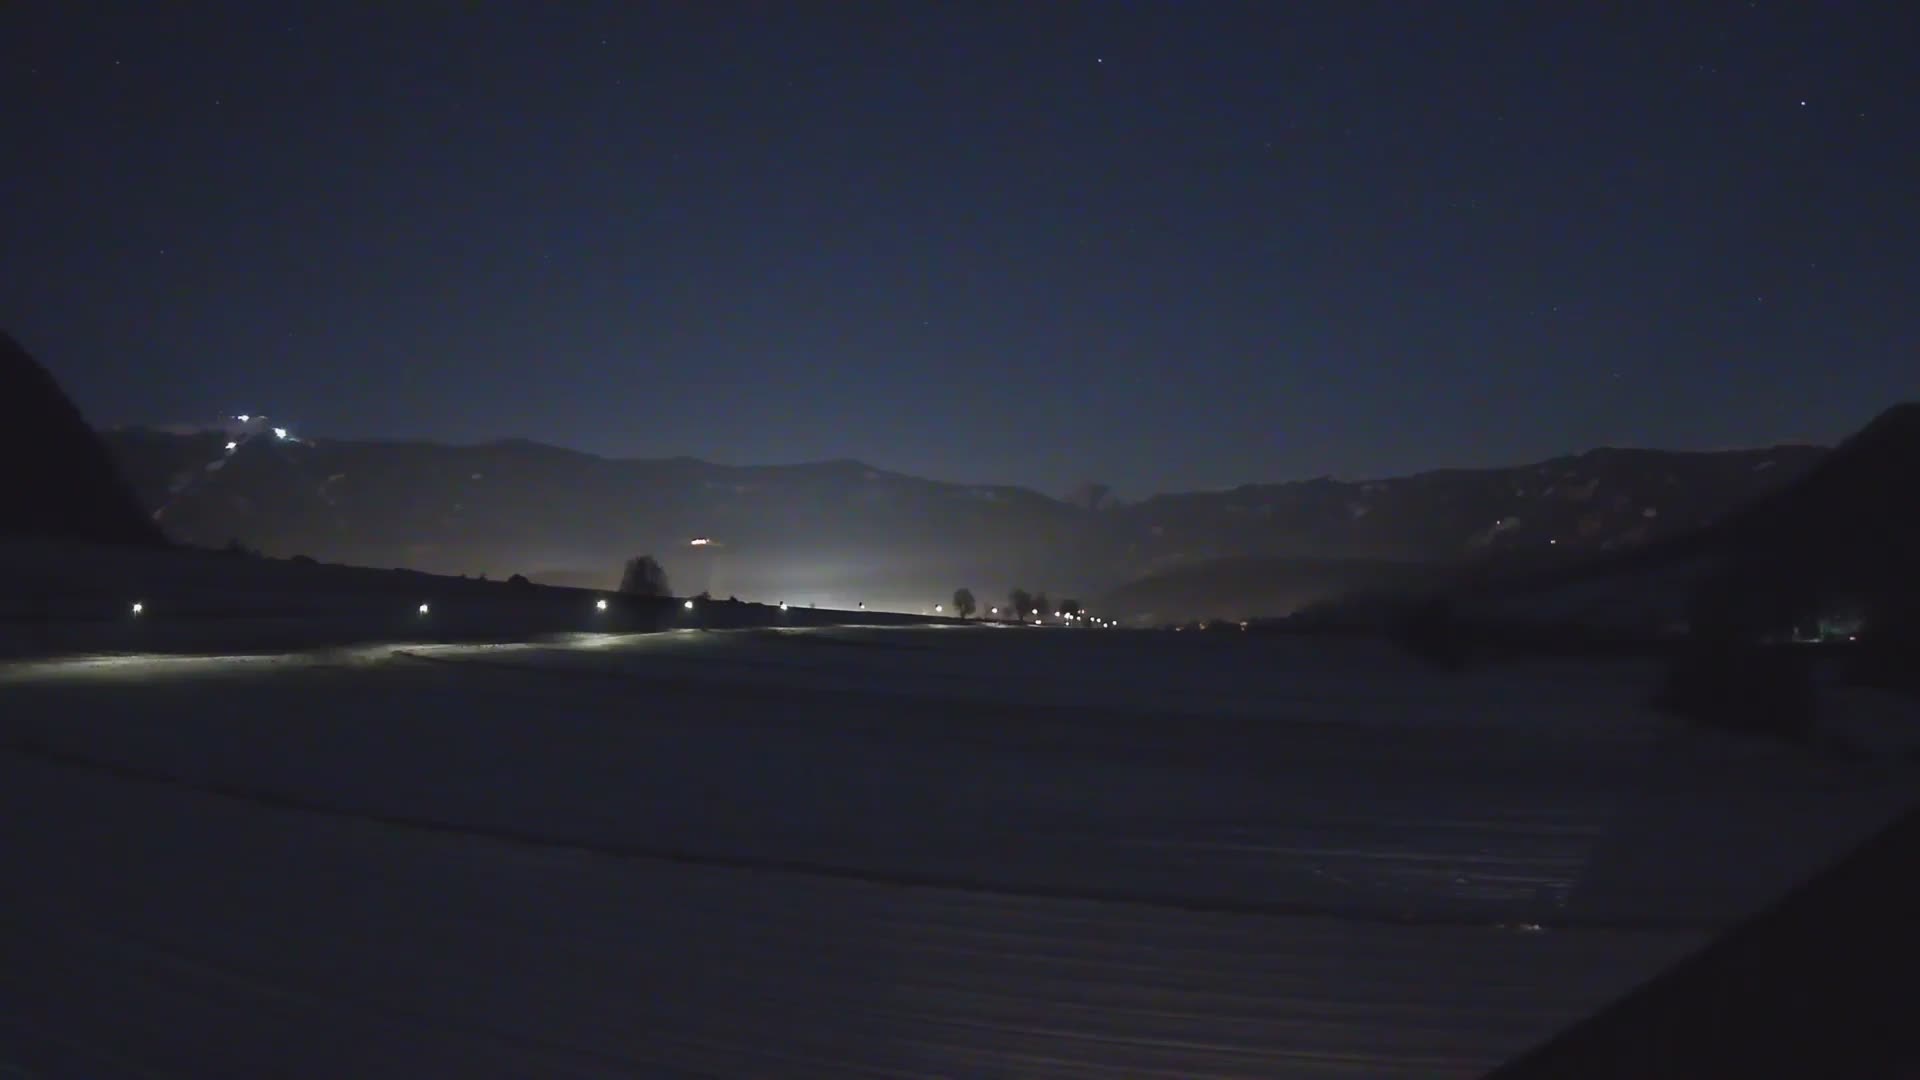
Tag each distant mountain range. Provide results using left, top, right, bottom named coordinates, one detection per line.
left=99, top=425, right=1827, bottom=620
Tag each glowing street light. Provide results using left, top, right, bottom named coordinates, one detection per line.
left=236, top=414, right=250, bottom=422
left=130, top=601, right=144, bottom=616
left=934, top=604, right=944, bottom=613
left=858, top=602, right=867, bottom=610
left=689, top=537, right=711, bottom=546
left=779, top=601, right=789, bottom=611
left=990, top=606, right=999, bottom=615
left=417, top=603, right=431, bottom=615
left=595, top=598, right=609, bottom=611
left=684, top=599, right=696, bottom=610
left=272, top=427, right=289, bottom=440
left=224, top=441, right=238, bottom=451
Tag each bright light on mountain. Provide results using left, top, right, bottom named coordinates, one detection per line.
left=273, top=427, right=289, bottom=440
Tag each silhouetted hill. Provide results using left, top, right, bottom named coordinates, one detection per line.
left=0, top=332, right=166, bottom=548
left=1703, top=403, right=1920, bottom=581
left=98, top=428, right=1822, bottom=608
left=1396, top=404, right=1920, bottom=665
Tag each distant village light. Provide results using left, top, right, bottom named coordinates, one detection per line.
left=689, top=537, right=711, bottom=546
left=417, top=603, right=430, bottom=615
left=130, top=601, right=144, bottom=615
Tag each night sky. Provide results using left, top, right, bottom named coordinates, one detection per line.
left=4, top=2, right=1915, bottom=496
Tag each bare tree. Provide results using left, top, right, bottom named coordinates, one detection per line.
left=952, top=587, right=977, bottom=619
left=618, top=554, right=671, bottom=598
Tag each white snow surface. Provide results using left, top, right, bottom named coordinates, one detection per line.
left=3, top=626, right=1917, bottom=1077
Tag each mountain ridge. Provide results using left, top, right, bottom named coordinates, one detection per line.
left=101, top=423, right=1828, bottom=616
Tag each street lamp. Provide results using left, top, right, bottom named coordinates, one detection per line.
left=130, top=601, right=144, bottom=616
left=595, top=598, right=608, bottom=611
left=417, top=603, right=430, bottom=615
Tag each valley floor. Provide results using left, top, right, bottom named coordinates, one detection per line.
left=2, top=627, right=1915, bottom=1077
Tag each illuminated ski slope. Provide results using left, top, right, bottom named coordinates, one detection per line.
left=2, top=628, right=1913, bottom=1077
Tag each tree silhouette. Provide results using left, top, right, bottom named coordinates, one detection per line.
left=1009, top=588, right=1033, bottom=620
left=952, top=587, right=977, bottom=619
left=1034, top=592, right=1051, bottom=619
left=618, top=554, right=671, bottom=598
left=1060, top=598, right=1083, bottom=618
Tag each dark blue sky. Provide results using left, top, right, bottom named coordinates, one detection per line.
left=4, top=2, right=1914, bottom=496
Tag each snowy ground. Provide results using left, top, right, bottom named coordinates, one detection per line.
left=3, top=626, right=1916, bottom=1077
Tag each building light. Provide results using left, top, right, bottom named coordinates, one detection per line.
left=595, top=598, right=608, bottom=611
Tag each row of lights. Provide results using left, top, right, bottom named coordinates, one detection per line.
left=123, top=594, right=920, bottom=624
left=129, top=596, right=723, bottom=617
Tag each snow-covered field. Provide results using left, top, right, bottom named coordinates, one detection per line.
left=2, top=626, right=1915, bottom=1077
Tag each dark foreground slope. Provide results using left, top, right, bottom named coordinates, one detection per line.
left=0, top=332, right=165, bottom=548
left=1486, top=799, right=1920, bottom=1079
